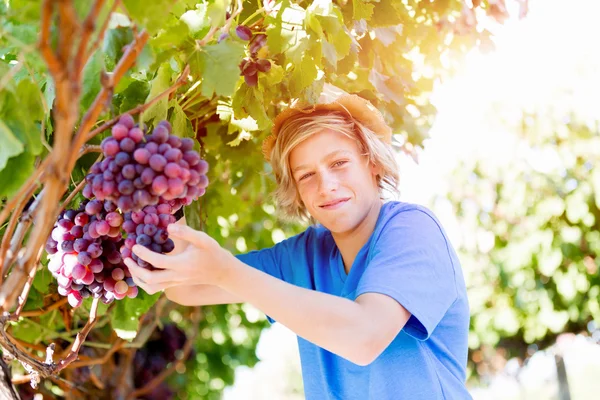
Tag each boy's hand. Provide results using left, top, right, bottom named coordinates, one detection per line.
left=123, top=224, right=233, bottom=294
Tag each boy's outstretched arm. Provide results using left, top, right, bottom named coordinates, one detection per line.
left=125, top=225, right=411, bottom=366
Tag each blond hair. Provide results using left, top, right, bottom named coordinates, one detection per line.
left=268, top=110, right=400, bottom=221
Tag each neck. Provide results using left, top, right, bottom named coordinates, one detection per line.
left=332, top=200, right=383, bottom=274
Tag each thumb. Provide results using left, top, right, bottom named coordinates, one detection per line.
left=167, top=224, right=213, bottom=248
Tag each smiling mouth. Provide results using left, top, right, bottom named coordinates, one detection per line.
left=319, top=198, right=350, bottom=208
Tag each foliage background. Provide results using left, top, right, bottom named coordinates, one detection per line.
left=5, top=0, right=596, bottom=399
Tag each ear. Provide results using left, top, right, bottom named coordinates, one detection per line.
left=369, top=161, right=382, bottom=178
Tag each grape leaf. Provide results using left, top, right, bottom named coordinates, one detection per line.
left=0, top=120, right=24, bottom=171
left=81, top=51, right=104, bottom=110
left=199, top=40, right=245, bottom=98
left=289, top=52, right=318, bottom=96
left=0, top=151, right=34, bottom=197
left=352, top=0, right=374, bottom=21
left=122, top=0, right=176, bottom=35
left=180, top=2, right=209, bottom=33
left=142, top=63, right=172, bottom=125
left=111, top=291, right=161, bottom=340
left=207, top=0, right=229, bottom=28
left=119, top=80, right=151, bottom=113
left=169, top=99, right=195, bottom=138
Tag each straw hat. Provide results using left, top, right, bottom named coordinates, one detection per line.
left=262, top=83, right=393, bottom=161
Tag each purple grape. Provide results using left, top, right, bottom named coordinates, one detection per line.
left=120, top=137, right=136, bottom=153
left=134, top=148, right=151, bottom=164
left=244, top=72, right=258, bottom=86
left=96, top=221, right=110, bottom=236
left=257, top=58, right=271, bottom=72
left=167, top=135, right=181, bottom=149
left=118, top=180, right=134, bottom=196
left=61, top=241, right=74, bottom=252
left=180, top=138, right=194, bottom=152
left=89, top=259, right=104, bottom=273
left=141, top=168, right=155, bottom=185
left=164, top=163, right=181, bottom=179
left=133, top=178, right=145, bottom=189
left=117, top=195, right=134, bottom=212
left=106, top=212, right=123, bottom=227
left=150, top=126, right=168, bottom=145
left=128, top=127, right=144, bottom=143
left=112, top=268, right=125, bottom=281
left=74, top=239, right=89, bottom=253
left=115, top=152, right=130, bottom=167
left=136, top=234, right=151, bottom=246
left=151, top=175, right=168, bottom=195
left=183, top=151, right=200, bottom=166
left=112, top=124, right=129, bottom=140
left=143, top=224, right=157, bottom=236
left=104, top=201, right=118, bottom=212
left=164, top=148, right=182, bottom=162
left=196, top=159, right=209, bottom=175
left=162, top=239, right=175, bottom=253
left=87, top=242, right=102, bottom=258
left=122, top=164, right=136, bottom=180
left=235, top=25, right=252, bottom=41
left=103, top=138, right=120, bottom=156
left=77, top=252, right=92, bottom=266
left=68, top=291, right=83, bottom=308
left=149, top=154, right=167, bottom=172
left=72, top=264, right=87, bottom=280
left=146, top=142, right=159, bottom=154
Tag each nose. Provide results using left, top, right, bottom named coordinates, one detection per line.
left=317, top=170, right=338, bottom=195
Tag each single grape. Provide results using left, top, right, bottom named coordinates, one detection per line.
left=149, top=154, right=167, bottom=172
left=118, top=180, right=134, bottom=196
left=103, top=138, right=120, bottom=156
left=257, top=58, right=272, bottom=73
left=151, top=175, right=168, bottom=195
left=244, top=72, right=258, bottom=86
left=128, top=127, right=144, bottom=143
left=136, top=234, right=151, bottom=246
left=68, top=291, right=83, bottom=308
left=119, top=114, right=135, bottom=129
left=106, top=212, right=123, bottom=227
left=151, top=125, right=169, bottom=144
left=180, top=138, right=194, bottom=152
left=112, top=268, right=125, bottom=281
left=134, top=148, right=151, bottom=165
left=235, top=25, right=252, bottom=41
left=112, top=124, right=129, bottom=140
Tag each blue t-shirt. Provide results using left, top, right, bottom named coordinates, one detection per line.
left=236, top=201, right=471, bottom=400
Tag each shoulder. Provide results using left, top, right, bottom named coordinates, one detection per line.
left=378, top=201, right=446, bottom=237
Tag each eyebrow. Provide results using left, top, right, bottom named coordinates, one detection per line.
left=292, top=149, right=353, bottom=173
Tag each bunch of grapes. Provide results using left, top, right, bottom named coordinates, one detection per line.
left=84, top=115, right=209, bottom=212
left=235, top=25, right=271, bottom=87
left=121, top=201, right=177, bottom=269
left=45, top=200, right=137, bottom=307
left=133, top=324, right=189, bottom=399
left=46, top=115, right=210, bottom=308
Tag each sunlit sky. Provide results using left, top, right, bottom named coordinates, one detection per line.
left=223, top=0, right=600, bottom=398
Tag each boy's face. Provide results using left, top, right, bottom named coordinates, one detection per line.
left=289, top=129, right=381, bottom=234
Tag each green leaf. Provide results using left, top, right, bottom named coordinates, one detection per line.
left=119, top=80, right=151, bottom=113
left=17, top=79, right=44, bottom=121
left=103, top=27, right=134, bottom=70
left=352, top=0, right=374, bottom=21
left=81, top=51, right=104, bottom=110
left=0, top=120, right=24, bottom=170
left=122, top=0, right=176, bottom=35
left=32, top=266, right=53, bottom=294
left=111, top=291, right=161, bottom=340
left=180, top=2, right=210, bottom=33
left=168, top=99, right=195, bottom=138
left=289, top=53, right=318, bottom=96
left=207, top=0, right=229, bottom=29
left=199, top=41, right=245, bottom=98
left=142, top=63, right=172, bottom=125
left=0, top=151, right=34, bottom=197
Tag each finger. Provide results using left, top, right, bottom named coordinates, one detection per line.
left=131, top=244, right=169, bottom=267
left=167, top=224, right=212, bottom=248
left=124, top=258, right=177, bottom=285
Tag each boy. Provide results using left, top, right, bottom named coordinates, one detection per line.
left=124, top=84, right=472, bottom=400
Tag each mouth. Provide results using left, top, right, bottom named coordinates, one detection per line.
left=319, top=198, right=350, bottom=209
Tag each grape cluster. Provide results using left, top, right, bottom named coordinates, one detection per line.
left=133, top=324, right=189, bottom=400
left=84, top=115, right=209, bottom=212
left=121, top=202, right=177, bottom=269
left=45, top=200, right=137, bottom=307
left=46, top=115, right=210, bottom=307
left=235, top=26, right=270, bottom=87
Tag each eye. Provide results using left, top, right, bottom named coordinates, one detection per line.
left=332, top=160, right=347, bottom=168
left=299, top=172, right=313, bottom=181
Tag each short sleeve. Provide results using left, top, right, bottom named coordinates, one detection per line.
left=355, top=209, right=458, bottom=340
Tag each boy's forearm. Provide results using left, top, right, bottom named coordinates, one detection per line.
left=217, top=254, right=377, bottom=366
